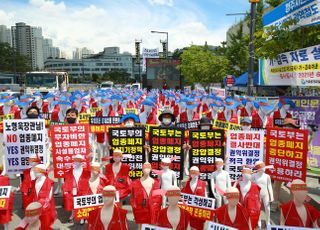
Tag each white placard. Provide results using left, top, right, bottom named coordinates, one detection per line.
left=180, top=193, right=215, bottom=210
left=4, top=119, right=47, bottom=174
left=73, top=191, right=120, bottom=209
left=0, top=186, right=11, bottom=198
left=226, top=130, right=264, bottom=181
left=141, top=224, right=170, bottom=230
left=208, top=221, right=237, bottom=230
left=267, top=224, right=316, bottom=230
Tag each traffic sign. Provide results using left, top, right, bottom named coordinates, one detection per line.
left=224, top=75, right=235, bottom=87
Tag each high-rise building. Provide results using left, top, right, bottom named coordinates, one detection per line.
left=11, top=22, right=44, bottom=70
left=43, top=38, right=61, bottom=60
left=73, top=47, right=94, bottom=59
left=0, top=25, right=12, bottom=46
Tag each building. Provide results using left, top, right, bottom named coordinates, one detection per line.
left=11, top=22, right=44, bottom=70
left=226, top=20, right=250, bottom=47
left=44, top=47, right=134, bottom=79
left=0, top=25, right=12, bottom=46
left=73, top=47, right=94, bottom=59
left=43, top=38, right=61, bottom=60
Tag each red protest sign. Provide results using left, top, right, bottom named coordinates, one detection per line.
left=266, top=127, right=308, bottom=182
left=51, top=124, right=90, bottom=178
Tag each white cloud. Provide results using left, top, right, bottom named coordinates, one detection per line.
left=148, top=0, right=174, bottom=7
left=0, top=0, right=230, bottom=57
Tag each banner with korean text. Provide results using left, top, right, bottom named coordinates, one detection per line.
left=266, top=127, right=308, bottom=182
left=89, top=116, right=121, bottom=133
left=259, top=45, right=320, bottom=86
left=110, top=127, right=145, bottom=179
left=212, top=119, right=242, bottom=130
left=73, top=194, right=103, bottom=220
left=267, top=225, right=313, bottom=230
left=208, top=222, right=237, bottom=230
left=189, top=130, right=225, bottom=180
left=141, top=225, right=170, bottom=230
left=51, top=124, right=90, bottom=178
left=226, top=130, right=264, bottom=181
left=0, top=186, right=11, bottom=210
left=4, top=119, right=47, bottom=174
left=149, top=127, right=185, bottom=180
left=308, top=130, right=320, bottom=173
left=179, top=193, right=215, bottom=221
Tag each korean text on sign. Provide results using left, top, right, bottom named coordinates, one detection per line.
left=110, top=127, right=145, bottom=179
left=266, top=127, right=308, bottom=182
left=207, top=222, right=237, bottom=230
left=51, top=124, right=90, bottom=178
left=226, top=130, right=264, bottom=182
left=89, top=116, right=121, bottom=133
left=73, top=194, right=104, bottom=220
left=189, top=130, right=225, bottom=180
left=149, top=127, right=185, bottom=180
left=4, top=119, right=47, bottom=174
left=0, top=186, right=11, bottom=210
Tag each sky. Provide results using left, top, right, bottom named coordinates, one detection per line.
left=0, top=0, right=250, bottom=57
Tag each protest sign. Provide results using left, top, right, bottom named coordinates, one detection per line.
left=179, top=193, right=215, bottom=221
left=189, top=130, right=225, bottom=180
left=89, top=116, right=121, bottom=133
left=176, top=120, right=201, bottom=130
left=267, top=225, right=314, bottom=230
left=51, top=124, right=90, bottom=178
left=4, top=119, right=47, bottom=174
left=141, top=225, right=170, bottom=230
left=78, top=113, right=91, bottom=124
left=73, top=194, right=103, bottom=220
left=0, top=114, right=14, bottom=122
left=226, top=130, right=264, bottom=181
left=110, top=127, right=145, bottom=179
left=207, top=222, right=237, bottom=230
left=259, top=45, right=320, bottom=86
left=212, top=119, right=242, bottom=131
left=149, top=127, right=185, bottom=179
left=0, top=186, right=11, bottom=210
left=266, top=127, right=308, bottom=182
left=90, top=107, right=101, bottom=116
left=308, top=130, right=320, bottom=173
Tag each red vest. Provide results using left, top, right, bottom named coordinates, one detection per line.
left=215, top=204, right=250, bottom=230
left=20, top=168, right=35, bottom=208
left=217, top=111, right=238, bottom=124
left=157, top=207, right=191, bottom=230
left=0, top=175, right=14, bottom=224
left=273, top=110, right=292, bottom=119
left=179, top=111, right=200, bottom=123
left=251, top=112, right=273, bottom=129
left=95, top=110, right=115, bottom=143
left=87, top=204, right=128, bottom=230
left=104, top=163, right=131, bottom=199
left=181, top=179, right=206, bottom=196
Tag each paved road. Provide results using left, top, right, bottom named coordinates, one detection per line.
left=1, top=172, right=319, bottom=230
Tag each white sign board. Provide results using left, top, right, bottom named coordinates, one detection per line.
left=267, top=225, right=315, bottom=230
left=4, top=119, right=47, bottom=174
left=208, top=221, right=237, bottom=230
left=74, top=192, right=119, bottom=209
left=180, top=193, right=215, bottom=210
left=141, top=225, right=170, bottom=230
left=0, top=186, right=11, bottom=198
left=226, top=130, right=264, bottom=181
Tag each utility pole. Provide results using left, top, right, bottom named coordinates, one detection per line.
left=135, top=39, right=142, bottom=85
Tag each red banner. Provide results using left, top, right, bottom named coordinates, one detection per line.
left=51, top=124, right=90, bottom=178
left=178, top=204, right=214, bottom=221
left=266, top=127, right=308, bottom=182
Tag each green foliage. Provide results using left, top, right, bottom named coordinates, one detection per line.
left=266, top=0, right=285, bottom=7
left=102, top=69, right=131, bottom=84
left=0, top=42, right=32, bottom=73
left=178, top=44, right=230, bottom=85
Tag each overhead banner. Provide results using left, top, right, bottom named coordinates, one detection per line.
left=4, top=119, right=47, bottom=174
left=110, top=127, right=145, bottom=179
left=51, top=124, right=90, bottom=178
left=207, top=222, right=237, bottom=230
left=0, top=186, right=11, bottom=210
left=149, top=127, right=185, bottom=180
left=180, top=193, right=215, bottom=221
left=259, top=44, right=320, bottom=86
left=89, top=116, right=121, bottom=133
left=280, top=96, right=320, bottom=128
left=226, top=130, right=265, bottom=181
left=189, top=130, right=225, bottom=180
left=263, top=0, right=320, bottom=30
left=266, top=127, right=308, bottom=182
left=73, top=194, right=103, bottom=220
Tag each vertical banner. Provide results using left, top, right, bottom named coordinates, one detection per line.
left=226, top=130, right=264, bottom=181
left=189, top=130, right=225, bottom=180
left=149, top=127, right=185, bottom=180
left=4, top=119, right=47, bottom=174
left=308, top=130, right=320, bottom=173
left=110, top=127, right=145, bottom=179
left=51, top=124, right=90, bottom=178
left=266, top=127, right=308, bottom=182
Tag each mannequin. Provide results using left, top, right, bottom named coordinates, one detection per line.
left=217, top=105, right=239, bottom=124
left=30, top=164, right=56, bottom=229
left=20, top=155, right=41, bottom=209
left=215, top=187, right=251, bottom=230
left=211, top=158, right=231, bottom=208
left=236, top=167, right=261, bottom=230
left=87, top=185, right=128, bottom=230
left=181, top=166, right=206, bottom=230
left=104, top=149, right=131, bottom=200
left=178, top=103, right=200, bottom=123
left=0, top=94, right=20, bottom=119
left=130, top=162, right=162, bottom=229
left=0, top=174, right=14, bottom=230
left=15, top=202, right=47, bottom=230
left=157, top=186, right=191, bottom=230
left=252, top=161, right=273, bottom=227
left=86, top=162, right=108, bottom=195
left=62, top=154, right=90, bottom=222
left=280, top=179, right=320, bottom=228
left=159, top=158, right=177, bottom=208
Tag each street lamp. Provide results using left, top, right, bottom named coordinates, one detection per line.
left=151, top=30, right=168, bottom=58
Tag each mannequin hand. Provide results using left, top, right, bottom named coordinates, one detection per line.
left=143, top=144, right=151, bottom=153
left=183, top=142, right=191, bottom=151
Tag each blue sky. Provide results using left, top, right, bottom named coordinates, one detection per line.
left=0, top=0, right=250, bottom=57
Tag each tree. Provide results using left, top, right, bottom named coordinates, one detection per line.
left=0, top=42, right=31, bottom=73
left=102, top=69, right=131, bottom=84
left=178, top=44, right=230, bottom=85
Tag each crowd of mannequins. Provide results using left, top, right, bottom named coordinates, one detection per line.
left=0, top=88, right=319, bottom=229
